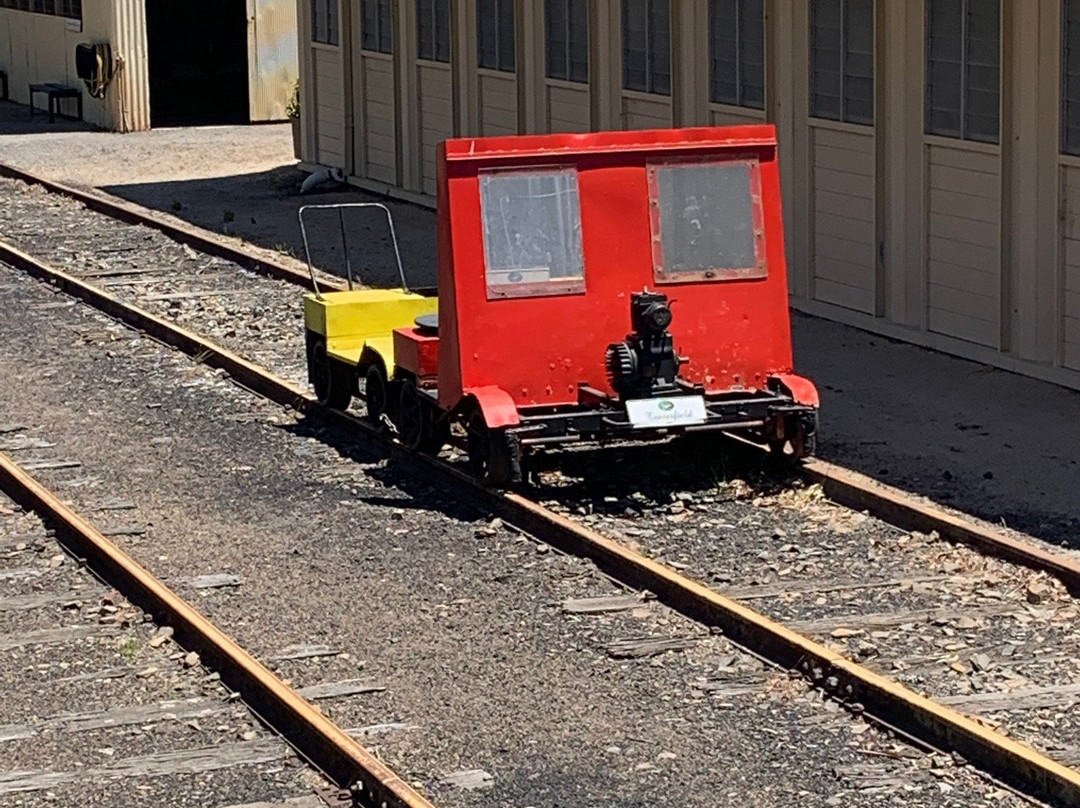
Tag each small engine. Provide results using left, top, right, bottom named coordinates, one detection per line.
left=605, top=291, right=683, bottom=400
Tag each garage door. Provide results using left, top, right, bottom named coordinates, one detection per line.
left=310, top=0, right=345, bottom=167
left=807, top=0, right=877, bottom=314
left=620, top=0, right=672, bottom=129
left=416, top=0, right=453, bottom=195
left=542, top=0, right=591, bottom=133
left=923, top=0, right=1001, bottom=348
left=354, top=0, right=397, bottom=184
left=707, top=0, right=767, bottom=128
left=476, top=0, right=518, bottom=135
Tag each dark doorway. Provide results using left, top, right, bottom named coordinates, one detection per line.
left=146, top=0, right=249, bottom=127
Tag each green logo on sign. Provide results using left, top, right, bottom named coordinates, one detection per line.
left=658, top=400, right=675, bottom=412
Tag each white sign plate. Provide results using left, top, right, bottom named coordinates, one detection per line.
left=625, top=396, right=708, bottom=429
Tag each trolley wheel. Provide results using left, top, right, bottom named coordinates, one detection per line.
left=466, top=411, right=514, bottom=487
left=364, top=363, right=389, bottom=427
left=310, top=339, right=352, bottom=411
left=398, top=380, right=447, bottom=454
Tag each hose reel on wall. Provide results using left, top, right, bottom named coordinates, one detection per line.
left=75, top=43, right=115, bottom=99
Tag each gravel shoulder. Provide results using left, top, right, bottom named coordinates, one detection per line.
left=532, top=436, right=1080, bottom=766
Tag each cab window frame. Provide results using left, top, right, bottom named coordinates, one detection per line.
left=646, top=156, right=768, bottom=285
left=478, top=166, right=588, bottom=300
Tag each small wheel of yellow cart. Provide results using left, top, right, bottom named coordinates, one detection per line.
left=308, top=338, right=352, bottom=411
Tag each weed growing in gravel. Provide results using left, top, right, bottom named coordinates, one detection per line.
left=118, top=637, right=139, bottom=661
left=223, top=210, right=235, bottom=223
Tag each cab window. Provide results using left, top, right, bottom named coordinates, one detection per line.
left=479, top=168, right=586, bottom=299
left=648, top=159, right=766, bottom=283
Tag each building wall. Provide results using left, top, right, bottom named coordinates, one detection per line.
left=0, top=1, right=139, bottom=129
left=2, top=0, right=297, bottom=130
left=299, top=0, right=1080, bottom=392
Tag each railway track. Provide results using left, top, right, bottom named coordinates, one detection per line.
left=0, top=443, right=421, bottom=808
left=2, top=169, right=1080, bottom=804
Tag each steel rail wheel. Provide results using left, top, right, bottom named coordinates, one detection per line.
left=466, top=411, right=513, bottom=487
left=309, top=339, right=352, bottom=411
left=398, top=380, right=447, bottom=455
left=364, top=364, right=389, bottom=427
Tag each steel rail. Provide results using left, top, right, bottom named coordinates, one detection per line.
left=0, top=450, right=434, bottom=808
left=2, top=161, right=1074, bottom=593
left=5, top=240, right=1080, bottom=804
left=0, top=163, right=335, bottom=293
left=801, top=459, right=1080, bottom=592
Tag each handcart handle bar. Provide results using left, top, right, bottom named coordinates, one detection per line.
left=297, top=202, right=409, bottom=299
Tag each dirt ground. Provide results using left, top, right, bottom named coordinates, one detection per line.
left=1, top=98, right=1077, bottom=544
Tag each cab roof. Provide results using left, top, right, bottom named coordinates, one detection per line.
left=442, top=125, right=779, bottom=167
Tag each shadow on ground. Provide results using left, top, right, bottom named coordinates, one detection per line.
left=0, top=99, right=98, bottom=135
left=103, top=166, right=439, bottom=288
left=283, top=400, right=1079, bottom=551
left=280, top=410, right=808, bottom=533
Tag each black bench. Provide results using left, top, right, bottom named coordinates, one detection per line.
left=28, top=82, right=82, bottom=123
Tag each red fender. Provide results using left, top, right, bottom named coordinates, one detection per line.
left=463, top=385, right=521, bottom=428
left=770, top=373, right=820, bottom=408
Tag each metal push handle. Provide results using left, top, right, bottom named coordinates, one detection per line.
left=297, top=202, right=409, bottom=299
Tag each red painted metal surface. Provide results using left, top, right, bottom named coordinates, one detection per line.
left=435, top=125, right=801, bottom=411
left=393, top=328, right=440, bottom=382
left=771, top=372, right=821, bottom=408
left=463, top=386, right=521, bottom=427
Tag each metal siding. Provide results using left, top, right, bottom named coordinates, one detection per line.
left=249, top=0, right=300, bottom=121
left=924, top=142, right=1001, bottom=348
left=809, top=124, right=876, bottom=314
left=0, top=0, right=145, bottom=130
left=314, top=47, right=346, bottom=167
left=110, top=0, right=151, bottom=131
left=361, top=52, right=397, bottom=183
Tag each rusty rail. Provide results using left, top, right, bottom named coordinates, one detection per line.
left=0, top=163, right=338, bottom=293
left=0, top=450, right=434, bottom=808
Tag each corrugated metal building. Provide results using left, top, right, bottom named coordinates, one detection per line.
left=0, top=0, right=298, bottom=130
left=298, top=0, right=1080, bottom=391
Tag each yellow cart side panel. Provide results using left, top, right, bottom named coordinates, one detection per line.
left=304, top=289, right=438, bottom=370
left=325, top=336, right=396, bottom=369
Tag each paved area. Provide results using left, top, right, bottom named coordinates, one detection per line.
left=1, top=99, right=1077, bottom=545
